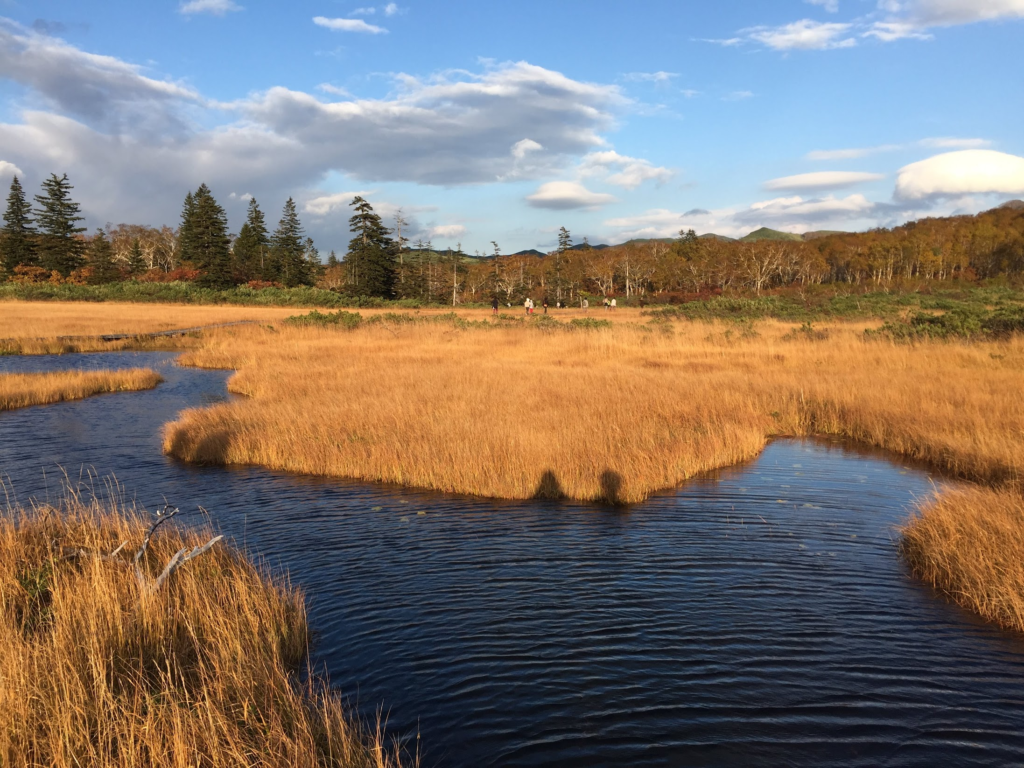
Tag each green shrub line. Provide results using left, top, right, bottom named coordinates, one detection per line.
left=871, top=306, right=1024, bottom=342
left=284, top=309, right=616, bottom=332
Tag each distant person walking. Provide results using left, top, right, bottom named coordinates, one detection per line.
left=610, top=298, right=617, bottom=312
left=491, top=296, right=499, bottom=316
left=603, top=297, right=610, bottom=311
left=543, top=298, right=549, bottom=314
left=582, top=298, right=589, bottom=313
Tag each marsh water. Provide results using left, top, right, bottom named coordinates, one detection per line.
left=2, top=351, right=1023, bottom=767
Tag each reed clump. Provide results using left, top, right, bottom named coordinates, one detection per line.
left=0, top=368, right=163, bottom=410
left=0, top=494, right=406, bottom=768
left=902, top=487, right=1024, bottom=632
left=163, top=318, right=1024, bottom=503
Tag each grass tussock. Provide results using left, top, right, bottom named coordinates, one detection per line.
left=902, top=487, right=1024, bottom=633
left=0, top=368, right=163, bottom=410
left=163, top=319, right=1024, bottom=504
left=0, top=494, right=406, bottom=768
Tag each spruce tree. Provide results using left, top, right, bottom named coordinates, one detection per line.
left=346, top=196, right=396, bottom=298
left=126, top=237, right=147, bottom=276
left=1, top=176, right=36, bottom=275
left=34, top=173, right=86, bottom=276
left=303, top=237, right=323, bottom=283
left=270, top=198, right=310, bottom=287
left=87, top=229, right=120, bottom=284
left=326, top=250, right=340, bottom=268
left=233, top=197, right=269, bottom=281
left=180, top=184, right=233, bottom=288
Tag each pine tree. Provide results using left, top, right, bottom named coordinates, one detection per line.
left=270, top=198, right=310, bottom=287
left=126, top=237, right=147, bottom=276
left=34, top=173, right=86, bottom=276
left=346, top=196, right=396, bottom=298
left=303, top=237, right=323, bottom=283
left=180, top=184, right=233, bottom=288
left=326, top=250, right=340, bottom=268
left=233, top=198, right=270, bottom=281
left=87, top=229, right=120, bottom=284
left=1, top=176, right=36, bottom=276
left=551, top=226, right=572, bottom=302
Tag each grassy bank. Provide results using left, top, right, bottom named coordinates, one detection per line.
left=0, top=369, right=163, bottom=410
left=0, top=494, right=406, bottom=768
left=902, top=487, right=1024, bottom=633
left=163, top=319, right=1023, bottom=504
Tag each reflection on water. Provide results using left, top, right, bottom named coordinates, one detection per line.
left=2, top=351, right=1023, bottom=767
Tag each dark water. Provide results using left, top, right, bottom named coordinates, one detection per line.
left=2, top=351, right=1023, bottom=767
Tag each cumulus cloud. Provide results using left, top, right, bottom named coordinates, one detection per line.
left=577, top=150, right=673, bottom=189
left=429, top=224, right=467, bottom=240
left=313, top=16, right=388, bottom=33
left=303, top=190, right=374, bottom=216
left=384, top=3, right=403, bottom=16
left=0, top=19, right=201, bottom=134
left=526, top=181, right=616, bottom=210
left=180, top=0, right=242, bottom=16
left=895, top=150, right=1024, bottom=200
left=0, top=160, right=23, bottom=177
left=746, top=20, right=857, bottom=50
left=764, top=171, right=885, bottom=191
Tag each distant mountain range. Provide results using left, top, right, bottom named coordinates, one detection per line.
left=490, top=203, right=1024, bottom=257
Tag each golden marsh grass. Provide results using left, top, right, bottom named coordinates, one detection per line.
left=164, top=318, right=1024, bottom=503
left=0, top=368, right=163, bottom=410
left=0, top=494, right=406, bottom=768
left=902, top=487, right=1024, bottom=633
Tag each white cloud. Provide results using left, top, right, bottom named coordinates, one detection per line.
left=511, top=139, right=542, bottom=160
left=317, top=83, right=353, bottom=98
left=180, top=0, right=242, bottom=15
left=526, top=181, right=616, bottom=210
left=806, top=0, right=840, bottom=12
left=806, top=144, right=902, bottom=160
left=304, top=191, right=375, bottom=216
left=895, top=150, right=1024, bottom=200
left=863, top=21, right=934, bottom=40
left=746, top=20, right=856, bottom=50
left=898, top=0, right=1024, bottom=26
left=352, top=7, right=376, bottom=14
left=577, top=150, right=674, bottom=189
left=313, top=16, right=388, bottom=34
left=0, top=160, right=23, bottom=177
left=764, top=171, right=885, bottom=191
left=429, top=224, right=467, bottom=240
left=622, top=71, right=678, bottom=83
left=919, top=136, right=992, bottom=149
left=384, top=3, right=403, bottom=16
left=740, top=193, right=876, bottom=223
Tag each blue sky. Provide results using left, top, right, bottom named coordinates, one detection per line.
left=1, top=0, right=1023, bottom=254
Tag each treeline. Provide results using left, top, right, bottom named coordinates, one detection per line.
left=2, top=172, right=1023, bottom=302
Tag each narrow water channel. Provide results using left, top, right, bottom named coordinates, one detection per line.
left=2, top=351, right=1022, bottom=767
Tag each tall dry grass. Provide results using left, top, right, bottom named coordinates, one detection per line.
left=0, top=368, right=163, bottom=410
left=163, top=318, right=1024, bottom=503
left=0, top=493, right=407, bottom=768
left=902, top=487, right=1024, bottom=633
left=0, top=301, right=300, bottom=339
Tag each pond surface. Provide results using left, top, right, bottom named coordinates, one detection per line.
left=2, top=351, right=1023, bottom=767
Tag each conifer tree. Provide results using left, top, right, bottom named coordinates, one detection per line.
left=303, top=237, right=323, bottom=283
left=126, top=237, right=147, bottom=276
left=270, top=198, right=310, bottom=287
left=179, top=184, right=233, bottom=288
left=346, top=196, right=396, bottom=298
left=1, top=176, right=36, bottom=275
left=34, top=173, right=86, bottom=276
left=326, top=250, right=340, bottom=268
left=233, top=197, right=270, bottom=281
left=551, top=226, right=572, bottom=302
left=87, top=229, right=120, bottom=284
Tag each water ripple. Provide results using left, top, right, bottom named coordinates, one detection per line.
left=1, top=351, right=1023, bottom=767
